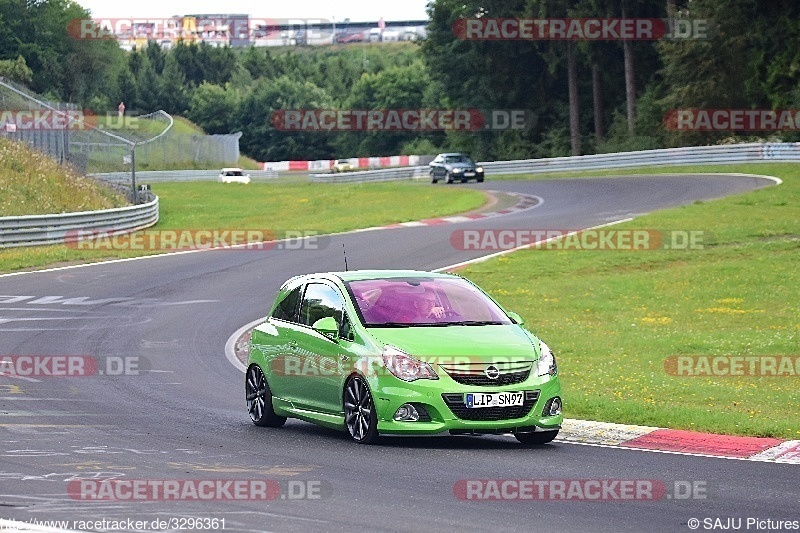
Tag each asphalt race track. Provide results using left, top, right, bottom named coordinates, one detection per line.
left=1, top=175, right=796, bottom=533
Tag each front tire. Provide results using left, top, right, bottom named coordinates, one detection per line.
left=430, top=171, right=438, bottom=184
left=515, top=430, right=558, bottom=445
left=344, top=376, right=378, bottom=444
left=246, top=365, right=286, bottom=427
left=445, top=172, right=453, bottom=184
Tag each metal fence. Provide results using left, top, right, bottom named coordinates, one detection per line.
left=0, top=78, right=242, bottom=177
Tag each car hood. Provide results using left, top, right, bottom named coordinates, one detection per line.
left=365, top=324, right=538, bottom=362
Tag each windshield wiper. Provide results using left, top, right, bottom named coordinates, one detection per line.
left=367, top=322, right=412, bottom=328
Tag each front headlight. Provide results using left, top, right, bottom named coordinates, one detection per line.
left=537, top=340, right=557, bottom=377
left=476, top=166, right=484, bottom=173
left=452, top=167, right=463, bottom=173
left=382, top=345, right=438, bottom=382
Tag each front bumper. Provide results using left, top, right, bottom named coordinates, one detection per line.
left=371, top=376, right=562, bottom=436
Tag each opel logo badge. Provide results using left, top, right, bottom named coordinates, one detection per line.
left=484, top=365, right=500, bottom=379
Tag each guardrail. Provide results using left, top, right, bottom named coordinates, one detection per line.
left=310, top=142, right=800, bottom=183
left=94, top=170, right=278, bottom=183
left=310, top=166, right=430, bottom=183
left=0, top=196, right=159, bottom=248
left=481, top=142, right=800, bottom=174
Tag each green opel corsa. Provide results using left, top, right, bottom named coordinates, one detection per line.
left=246, top=270, right=562, bottom=445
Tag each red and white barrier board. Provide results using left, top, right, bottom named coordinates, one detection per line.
left=262, top=155, right=421, bottom=172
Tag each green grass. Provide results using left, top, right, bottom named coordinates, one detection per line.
left=458, top=163, right=799, bottom=439
left=0, top=138, right=126, bottom=216
left=0, top=180, right=486, bottom=272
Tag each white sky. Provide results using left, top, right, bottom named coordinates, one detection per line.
left=77, top=0, right=431, bottom=23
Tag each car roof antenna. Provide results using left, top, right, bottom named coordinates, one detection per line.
left=342, top=243, right=349, bottom=271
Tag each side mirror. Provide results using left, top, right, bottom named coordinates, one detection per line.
left=312, top=316, right=339, bottom=338
left=507, top=311, right=524, bottom=325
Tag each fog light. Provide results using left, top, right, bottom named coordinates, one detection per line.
left=393, top=403, right=420, bottom=421
left=547, top=397, right=562, bottom=416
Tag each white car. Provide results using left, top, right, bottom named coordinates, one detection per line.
left=218, top=168, right=251, bottom=184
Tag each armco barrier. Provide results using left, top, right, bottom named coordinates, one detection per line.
left=311, top=166, right=430, bottom=183
left=481, top=142, right=800, bottom=175
left=0, top=196, right=159, bottom=248
left=310, top=142, right=800, bottom=183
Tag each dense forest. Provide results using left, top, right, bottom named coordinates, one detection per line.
left=1, top=0, right=799, bottom=161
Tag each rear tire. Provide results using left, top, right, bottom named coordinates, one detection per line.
left=430, top=171, right=438, bottom=184
left=515, top=430, right=558, bottom=445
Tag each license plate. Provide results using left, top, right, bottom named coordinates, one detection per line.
left=465, top=172, right=476, bottom=177
left=465, top=392, right=524, bottom=408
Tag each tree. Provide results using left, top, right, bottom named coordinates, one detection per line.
left=187, top=82, right=239, bottom=134
left=0, top=55, right=33, bottom=84
left=235, top=76, right=333, bottom=161
left=159, top=53, right=189, bottom=114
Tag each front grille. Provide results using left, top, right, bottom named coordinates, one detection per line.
left=446, top=369, right=531, bottom=386
left=440, top=361, right=532, bottom=387
left=442, top=390, right=540, bottom=421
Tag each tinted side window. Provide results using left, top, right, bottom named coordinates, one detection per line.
left=271, top=285, right=302, bottom=322
left=300, top=283, right=344, bottom=328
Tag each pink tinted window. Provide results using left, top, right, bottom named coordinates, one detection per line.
left=347, top=277, right=512, bottom=326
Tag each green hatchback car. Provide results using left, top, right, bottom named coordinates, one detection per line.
left=246, top=270, right=562, bottom=444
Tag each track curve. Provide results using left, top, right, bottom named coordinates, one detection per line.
left=1, top=174, right=796, bottom=533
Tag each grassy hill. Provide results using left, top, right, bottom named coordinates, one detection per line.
left=0, top=137, right=126, bottom=216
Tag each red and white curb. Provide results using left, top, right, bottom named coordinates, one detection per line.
left=561, top=419, right=800, bottom=463
left=352, top=192, right=541, bottom=232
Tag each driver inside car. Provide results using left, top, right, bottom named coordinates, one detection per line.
left=413, top=290, right=446, bottom=320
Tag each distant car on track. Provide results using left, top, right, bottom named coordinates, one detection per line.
left=331, top=159, right=357, bottom=173
left=218, top=168, right=251, bottom=184
left=246, top=270, right=562, bottom=445
left=429, top=153, right=484, bottom=184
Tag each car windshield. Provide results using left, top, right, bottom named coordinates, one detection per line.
left=346, top=277, right=513, bottom=327
left=444, top=155, right=472, bottom=164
